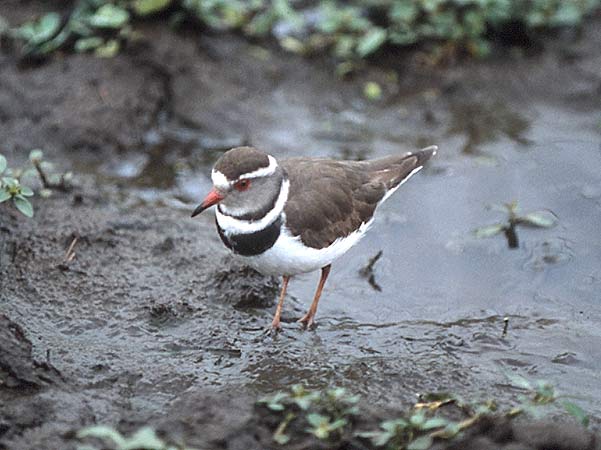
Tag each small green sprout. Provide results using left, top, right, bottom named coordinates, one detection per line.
left=257, top=385, right=360, bottom=445
left=290, top=384, right=320, bottom=410
left=358, top=410, right=450, bottom=449
left=29, top=149, right=73, bottom=192
left=0, top=154, right=35, bottom=217
left=306, top=413, right=347, bottom=440
left=504, top=372, right=590, bottom=426
left=0, top=150, right=72, bottom=218
left=259, top=382, right=591, bottom=448
left=77, top=425, right=196, bottom=450
left=322, top=387, right=360, bottom=417
left=273, top=412, right=295, bottom=445
left=358, top=418, right=409, bottom=447
left=474, top=201, right=558, bottom=249
left=257, top=391, right=289, bottom=411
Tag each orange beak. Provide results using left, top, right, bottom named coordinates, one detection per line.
left=191, top=188, right=224, bottom=217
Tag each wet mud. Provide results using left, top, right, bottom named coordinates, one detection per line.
left=1, top=2, right=601, bottom=449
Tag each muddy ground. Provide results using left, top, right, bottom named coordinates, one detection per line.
left=1, top=1, right=601, bottom=449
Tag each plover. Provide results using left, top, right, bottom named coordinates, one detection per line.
left=192, top=145, right=436, bottom=330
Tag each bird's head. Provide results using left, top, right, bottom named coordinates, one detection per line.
left=192, top=146, right=286, bottom=219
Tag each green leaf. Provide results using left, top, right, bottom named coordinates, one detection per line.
left=77, top=425, right=127, bottom=447
left=95, top=39, right=120, bottom=58
left=121, top=426, right=165, bottom=450
left=357, top=430, right=392, bottom=446
left=374, top=431, right=395, bottom=446
left=293, top=396, right=313, bottom=410
left=2, top=177, right=18, bottom=189
left=74, top=36, right=104, bottom=52
left=37, top=13, right=61, bottom=42
left=258, top=392, right=288, bottom=407
left=29, top=149, right=44, bottom=162
left=408, top=435, right=433, bottom=450
left=357, top=27, right=387, bottom=57
left=437, top=422, right=461, bottom=439
left=279, top=36, right=305, bottom=54
left=409, top=410, right=426, bottom=427
left=273, top=432, right=290, bottom=445
left=313, top=427, right=329, bottom=440
left=381, top=418, right=408, bottom=432
left=519, top=211, right=557, bottom=228
left=329, top=418, right=348, bottom=431
left=49, top=174, right=61, bottom=185
left=20, top=186, right=34, bottom=197
left=363, top=81, right=382, bottom=100
left=422, top=417, right=449, bottom=430
left=0, top=154, right=6, bottom=174
left=306, top=413, right=327, bottom=427
left=561, top=401, right=589, bottom=427
left=474, top=223, right=505, bottom=238
left=19, top=12, right=61, bottom=45
left=39, top=188, right=52, bottom=198
left=132, top=0, right=172, bottom=16
left=13, top=195, right=33, bottom=217
left=268, top=403, right=285, bottom=411
left=0, top=188, right=11, bottom=203
left=327, top=387, right=347, bottom=399
left=88, top=4, right=130, bottom=29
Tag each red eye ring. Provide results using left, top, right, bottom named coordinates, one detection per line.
left=234, top=179, right=251, bottom=191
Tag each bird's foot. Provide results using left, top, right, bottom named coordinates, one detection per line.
left=264, top=319, right=283, bottom=335
left=297, top=313, right=316, bottom=329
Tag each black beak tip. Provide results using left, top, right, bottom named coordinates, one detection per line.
left=191, top=204, right=204, bottom=218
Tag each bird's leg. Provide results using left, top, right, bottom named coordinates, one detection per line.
left=298, top=265, right=331, bottom=329
left=270, top=275, right=290, bottom=331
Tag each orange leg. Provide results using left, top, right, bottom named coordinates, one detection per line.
left=271, top=275, right=290, bottom=331
left=298, top=265, right=331, bottom=329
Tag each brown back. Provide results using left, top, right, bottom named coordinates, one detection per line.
left=282, top=147, right=435, bottom=249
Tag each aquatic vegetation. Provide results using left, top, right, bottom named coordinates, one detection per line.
left=4, top=0, right=600, bottom=61
left=258, top=385, right=360, bottom=444
left=474, top=201, right=557, bottom=249
left=257, top=378, right=588, bottom=448
left=0, top=150, right=72, bottom=218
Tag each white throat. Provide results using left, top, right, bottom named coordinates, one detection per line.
left=216, top=178, right=289, bottom=235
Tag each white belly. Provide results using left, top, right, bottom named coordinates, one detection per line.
left=244, top=219, right=373, bottom=276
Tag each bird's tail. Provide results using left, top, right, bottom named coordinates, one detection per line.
left=366, top=145, right=437, bottom=191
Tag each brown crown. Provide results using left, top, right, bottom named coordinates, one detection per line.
left=214, top=146, right=271, bottom=180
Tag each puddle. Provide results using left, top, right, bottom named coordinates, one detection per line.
left=64, top=69, right=601, bottom=415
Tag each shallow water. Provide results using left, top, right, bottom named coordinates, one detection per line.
left=73, top=82, right=601, bottom=418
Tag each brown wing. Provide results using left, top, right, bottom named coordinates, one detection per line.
left=281, top=146, right=435, bottom=249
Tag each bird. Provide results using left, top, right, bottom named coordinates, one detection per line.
left=192, top=145, right=436, bottom=331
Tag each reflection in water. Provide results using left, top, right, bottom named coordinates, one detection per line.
left=447, top=99, right=531, bottom=155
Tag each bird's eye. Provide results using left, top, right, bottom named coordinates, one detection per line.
left=234, top=179, right=251, bottom=191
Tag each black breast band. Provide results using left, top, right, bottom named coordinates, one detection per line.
left=216, top=216, right=282, bottom=256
